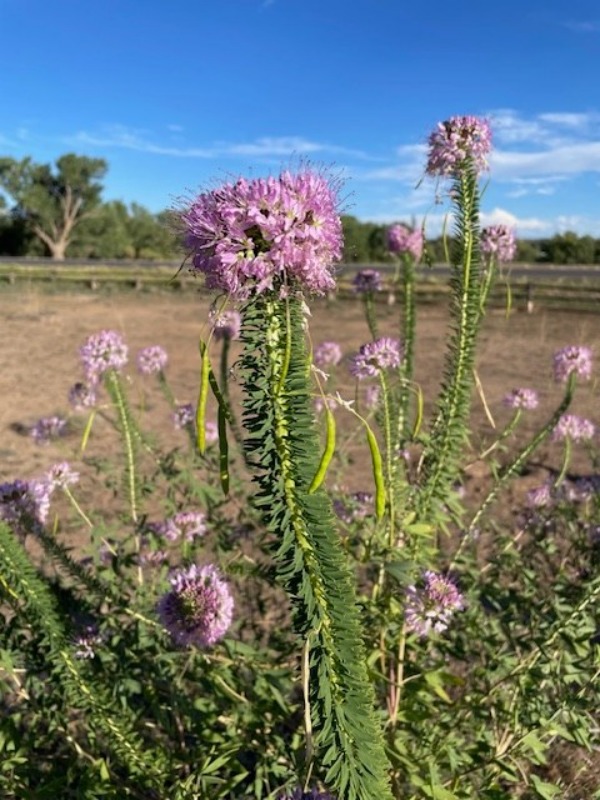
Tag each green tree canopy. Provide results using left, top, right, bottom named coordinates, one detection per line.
left=0, top=154, right=107, bottom=259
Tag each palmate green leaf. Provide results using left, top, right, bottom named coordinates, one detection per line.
left=239, top=297, right=393, bottom=800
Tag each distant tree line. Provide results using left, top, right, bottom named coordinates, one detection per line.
left=1, top=154, right=600, bottom=264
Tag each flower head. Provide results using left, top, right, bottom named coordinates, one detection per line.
left=172, top=403, right=194, bottom=430
left=73, top=625, right=103, bottom=660
left=553, top=345, right=592, bottom=383
left=426, top=115, right=492, bottom=177
left=45, top=462, right=79, bottom=490
left=80, top=330, right=128, bottom=383
left=136, top=345, right=168, bottom=375
left=387, top=224, right=424, bottom=261
left=153, top=511, right=207, bottom=543
left=0, top=479, right=51, bottom=535
left=350, top=337, right=403, bottom=379
left=503, top=388, right=539, bottom=410
left=157, top=564, right=234, bottom=648
left=210, top=309, right=242, bottom=341
left=30, top=416, right=67, bottom=445
left=181, top=169, right=343, bottom=299
left=552, top=414, right=595, bottom=443
left=314, top=341, right=342, bottom=367
left=405, top=570, right=465, bottom=637
left=352, top=269, right=382, bottom=294
left=480, top=225, right=516, bottom=263
left=527, top=483, right=554, bottom=509
left=68, top=382, right=97, bottom=411
left=334, top=491, right=374, bottom=524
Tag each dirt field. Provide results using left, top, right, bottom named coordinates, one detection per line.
left=1, top=285, right=599, bottom=514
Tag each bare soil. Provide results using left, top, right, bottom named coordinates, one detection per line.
left=2, top=286, right=598, bottom=502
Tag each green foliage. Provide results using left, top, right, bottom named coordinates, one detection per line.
left=239, top=296, right=393, bottom=800
left=2, top=146, right=600, bottom=800
left=0, top=154, right=106, bottom=259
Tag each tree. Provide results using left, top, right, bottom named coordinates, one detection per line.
left=126, top=203, right=176, bottom=259
left=0, top=154, right=107, bottom=260
left=70, top=200, right=132, bottom=259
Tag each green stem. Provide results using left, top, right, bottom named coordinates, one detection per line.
left=364, top=293, right=379, bottom=340
left=240, top=296, right=393, bottom=800
left=105, top=371, right=141, bottom=584
left=416, top=165, right=481, bottom=521
left=452, top=375, right=575, bottom=566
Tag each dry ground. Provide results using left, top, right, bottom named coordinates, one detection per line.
left=1, top=285, right=598, bottom=499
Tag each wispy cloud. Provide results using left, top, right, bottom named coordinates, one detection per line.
left=64, top=125, right=375, bottom=162
left=564, top=19, right=600, bottom=33
left=491, top=141, right=600, bottom=178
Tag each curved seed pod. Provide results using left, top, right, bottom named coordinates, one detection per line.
left=196, top=342, right=211, bottom=454
left=308, top=406, right=336, bottom=493
left=365, top=425, right=386, bottom=519
left=217, top=401, right=230, bottom=495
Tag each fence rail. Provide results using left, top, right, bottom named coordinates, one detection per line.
left=1, top=259, right=600, bottom=311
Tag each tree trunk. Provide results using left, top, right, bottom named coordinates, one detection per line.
left=48, top=240, right=68, bottom=260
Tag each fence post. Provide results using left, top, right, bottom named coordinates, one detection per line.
left=526, top=282, right=534, bottom=314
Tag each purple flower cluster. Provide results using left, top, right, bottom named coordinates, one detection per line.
left=527, top=483, right=554, bottom=509
left=364, top=384, right=381, bottom=409
left=387, top=224, right=424, bottom=261
left=153, top=511, right=206, bottom=543
left=352, top=269, right=383, bottom=294
left=210, top=309, right=242, bottom=341
left=503, top=388, right=539, bottom=410
left=350, top=338, right=403, bottom=379
left=172, top=403, right=194, bottom=430
left=1, top=461, right=81, bottom=536
left=68, top=382, right=97, bottom=411
left=405, top=570, right=465, bottom=638
left=80, top=330, right=128, bottom=383
left=314, top=341, right=342, bottom=367
left=45, top=462, right=79, bottom=490
left=73, top=625, right=103, bottom=660
left=181, top=169, right=343, bottom=299
left=333, top=491, right=374, bottom=523
left=157, top=564, right=234, bottom=648
left=30, top=416, right=67, bottom=445
left=553, top=345, right=592, bottom=383
left=314, top=395, right=338, bottom=414
left=136, top=345, right=168, bottom=375
left=426, top=115, right=492, bottom=178
left=480, top=225, right=517, bottom=263
left=0, top=478, right=51, bottom=535
left=552, top=414, right=595, bottom=443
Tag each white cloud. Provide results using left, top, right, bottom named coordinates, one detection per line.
left=489, top=109, right=552, bottom=145
left=65, top=125, right=374, bottom=162
left=491, top=141, right=600, bottom=178
left=479, top=207, right=549, bottom=233
left=538, top=112, right=598, bottom=128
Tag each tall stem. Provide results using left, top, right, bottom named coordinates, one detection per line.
left=239, top=296, right=393, bottom=800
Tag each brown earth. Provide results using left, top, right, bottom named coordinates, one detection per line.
left=2, top=285, right=598, bottom=504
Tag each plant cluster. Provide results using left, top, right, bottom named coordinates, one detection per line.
left=1, top=115, right=599, bottom=800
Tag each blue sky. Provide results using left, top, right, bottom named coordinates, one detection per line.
left=2, top=0, right=600, bottom=237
